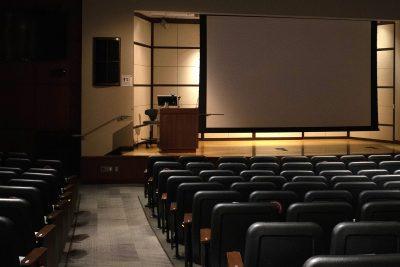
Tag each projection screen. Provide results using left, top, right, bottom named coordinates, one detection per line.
left=200, top=15, right=377, bottom=132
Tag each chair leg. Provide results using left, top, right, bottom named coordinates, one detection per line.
left=156, top=200, right=161, bottom=228
left=166, top=209, right=170, bottom=242
left=184, top=223, right=193, bottom=267
left=174, top=214, right=180, bottom=258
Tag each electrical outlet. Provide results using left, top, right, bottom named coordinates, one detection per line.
left=100, top=166, right=113, bottom=173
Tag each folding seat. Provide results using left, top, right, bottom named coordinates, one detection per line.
left=292, top=176, right=327, bottom=183
left=368, top=154, right=392, bottom=164
left=281, top=162, right=313, bottom=171
left=304, top=190, right=353, bottom=205
left=0, top=171, right=18, bottom=184
left=311, top=155, right=339, bottom=165
left=233, top=222, right=323, bottom=267
left=239, top=170, right=275, bottom=181
left=218, top=163, right=247, bottom=175
left=372, top=174, right=400, bottom=187
left=384, top=181, right=400, bottom=189
left=330, top=221, right=400, bottom=255
left=0, top=198, right=57, bottom=267
left=178, top=155, right=207, bottom=166
left=281, top=156, right=310, bottom=163
left=190, top=191, right=241, bottom=265
left=395, top=154, right=400, bottom=160
left=35, top=159, right=64, bottom=170
left=0, top=167, right=23, bottom=176
left=330, top=175, right=370, bottom=185
left=199, top=170, right=234, bottom=182
left=174, top=182, right=223, bottom=258
left=249, top=156, right=278, bottom=164
left=216, top=156, right=248, bottom=165
left=280, top=170, right=315, bottom=181
left=250, top=162, right=279, bottom=174
left=209, top=176, right=245, bottom=189
left=361, top=201, right=400, bottom=221
left=250, top=175, right=287, bottom=188
left=6, top=152, right=30, bottom=159
left=357, top=169, right=389, bottom=179
left=230, top=182, right=276, bottom=201
left=282, top=182, right=328, bottom=199
left=315, top=162, right=346, bottom=174
left=319, top=170, right=352, bottom=180
left=4, top=158, right=32, bottom=171
left=21, top=172, right=61, bottom=202
left=249, top=191, right=298, bottom=220
left=379, top=160, right=400, bottom=173
left=348, top=161, right=377, bottom=174
left=339, top=155, right=367, bottom=166
left=287, top=202, right=353, bottom=252
left=0, top=216, right=21, bottom=267
left=358, top=190, right=400, bottom=207
left=333, top=182, right=378, bottom=206
left=186, top=162, right=215, bottom=175
left=203, top=203, right=278, bottom=267
left=304, top=254, right=400, bottom=267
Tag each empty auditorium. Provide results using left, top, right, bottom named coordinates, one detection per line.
left=2, top=0, right=400, bottom=266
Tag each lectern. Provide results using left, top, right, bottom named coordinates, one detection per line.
left=159, top=108, right=199, bottom=152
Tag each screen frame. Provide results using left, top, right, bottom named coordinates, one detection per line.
left=199, top=15, right=378, bottom=133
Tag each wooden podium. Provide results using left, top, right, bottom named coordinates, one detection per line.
left=159, top=108, right=199, bottom=152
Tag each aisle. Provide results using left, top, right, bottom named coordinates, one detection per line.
left=66, top=185, right=173, bottom=267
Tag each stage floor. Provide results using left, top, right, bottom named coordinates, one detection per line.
left=123, top=138, right=400, bottom=157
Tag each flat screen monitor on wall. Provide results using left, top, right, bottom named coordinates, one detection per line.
left=199, top=15, right=377, bottom=132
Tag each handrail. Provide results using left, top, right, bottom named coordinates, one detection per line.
left=73, top=115, right=132, bottom=140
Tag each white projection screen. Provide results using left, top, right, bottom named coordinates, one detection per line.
left=200, top=15, right=377, bottom=132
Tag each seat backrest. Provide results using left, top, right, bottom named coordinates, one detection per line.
left=281, top=156, right=310, bottom=163
left=152, top=161, right=183, bottom=185
left=0, top=216, right=19, bottom=267
left=191, top=191, right=241, bottom=264
left=333, top=182, right=378, bottom=206
left=239, top=170, right=275, bottom=181
left=217, top=156, right=248, bottom=165
left=250, top=162, right=280, bottom=173
left=372, top=174, right=400, bottom=187
left=178, top=155, right=207, bottom=165
left=250, top=175, right=287, bottom=188
left=368, top=154, right=392, bottom=164
left=282, top=162, right=313, bottom=171
left=199, top=170, right=234, bottom=182
left=319, top=170, right=352, bottom=180
left=21, top=172, right=60, bottom=201
left=0, top=167, right=22, bottom=176
left=209, top=176, right=244, bottom=189
left=0, top=171, right=18, bottom=185
left=244, top=222, right=323, bottom=267
left=379, top=161, right=400, bottom=173
left=218, top=163, right=247, bottom=175
left=357, top=169, right=389, bottom=179
left=157, top=170, right=193, bottom=195
left=6, top=152, right=30, bottom=159
left=361, top=201, right=400, bottom=222
left=280, top=170, right=315, bottom=181
left=35, top=159, right=63, bottom=171
left=186, top=162, right=215, bottom=175
left=282, top=182, right=328, bottom=199
left=230, top=182, right=276, bottom=201
left=331, top=221, right=400, bottom=255
left=384, top=181, right=400, bottom=189
left=304, top=254, right=400, bottom=267
left=249, top=156, right=278, bottom=164
left=209, top=203, right=278, bottom=267
left=315, top=162, right=346, bottom=173
left=147, top=156, right=177, bottom=176
left=249, top=190, right=298, bottom=219
left=287, top=202, right=353, bottom=252
left=165, top=176, right=202, bottom=205
left=310, top=156, right=339, bottom=165
left=339, top=155, right=367, bottom=166
left=348, top=161, right=378, bottom=174
left=358, top=190, right=400, bottom=208
left=330, top=175, right=370, bottom=185
left=292, top=176, right=327, bottom=183
left=4, top=158, right=32, bottom=170
left=304, top=190, right=353, bottom=205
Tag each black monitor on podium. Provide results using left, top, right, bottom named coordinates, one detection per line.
left=157, top=95, right=178, bottom=107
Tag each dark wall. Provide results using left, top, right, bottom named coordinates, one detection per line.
left=0, top=0, right=82, bottom=174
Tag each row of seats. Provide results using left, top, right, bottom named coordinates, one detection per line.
left=0, top=152, right=79, bottom=266
left=144, top=155, right=400, bottom=267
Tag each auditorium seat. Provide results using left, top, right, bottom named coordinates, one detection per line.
left=190, top=191, right=241, bottom=265
left=209, top=176, right=245, bottom=188
left=0, top=171, right=18, bottom=184
left=282, top=182, right=328, bottom=199
left=361, top=201, right=400, bottom=221
left=333, top=182, right=378, bottom=206
left=310, top=155, right=339, bottom=165
left=339, top=155, right=367, bottom=166
left=304, top=254, right=400, bottom=267
left=249, top=156, right=279, bottom=164
left=178, top=155, right=207, bottom=165
left=186, top=162, right=215, bottom=175
left=330, top=221, right=400, bottom=255
left=368, top=154, right=392, bottom=164
left=281, top=156, right=310, bottom=163
left=315, top=162, right=346, bottom=173
left=318, top=170, right=352, bottom=180
left=357, top=169, right=389, bottom=178
left=280, top=170, right=315, bottom=181
left=218, top=163, right=247, bottom=175
left=358, top=190, right=400, bottom=207
left=4, top=158, right=32, bottom=171
left=6, top=152, right=30, bottom=159
left=21, top=172, right=60, bottom=202
left=282, top=162, right=313, bottom=171
left=230, top=182, right=276, bottom=201
left=304, top=190, right=353, bottom=205
left=239, top=170, right=275, bottom=181
left=292, top=176, right=327, bottom=183
left=330, top=175, right=370, bottom=185
left=250, top=162, right=280, bottom=173
left=217, top=156, right=248, bottom=165
left=287, top=202, right=353, bottom=252
left=0, top=216, right=20, bottom=267
left=379, top=160, right=400, bottom=173
left=249, top=191, right=298, bottom=219
left=384, top=181, right=400, bottom=189
left=204, top=203, right=278, bottom=267
left=199, top=170, right=234, bottom=181
left=0, top=167, right=23, bottom=176
left=347, top=161, right=377, bottom=174
left=250, top=175, right=287, bottom=188
left=235, top=222, right=323, bottom=267
left=372, top=174, right=400, bottom=187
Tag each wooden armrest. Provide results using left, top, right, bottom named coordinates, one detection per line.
left=20, top=247, right=47, bottom=266
left=200, top=228, right=211, bottom=243
left=170, top=202, right=177, bottom=212
left=227, top=251, right=243, bottom=267
left=148, top=177, right=153, bottom=182
left=66, top=175, right=78, bottom=183
left=47, top=210, right=62, bottom=223
left=55, top=199, right=69, bottom=210
left=36, top=224, right=56, bottom=240
left=161, top=193, right=167, bottom=200
left=63, top=183, right=76, bottom=192
left=60, top=190, right=72, bottom=200
left=184, top=213, right=192, bottom=225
